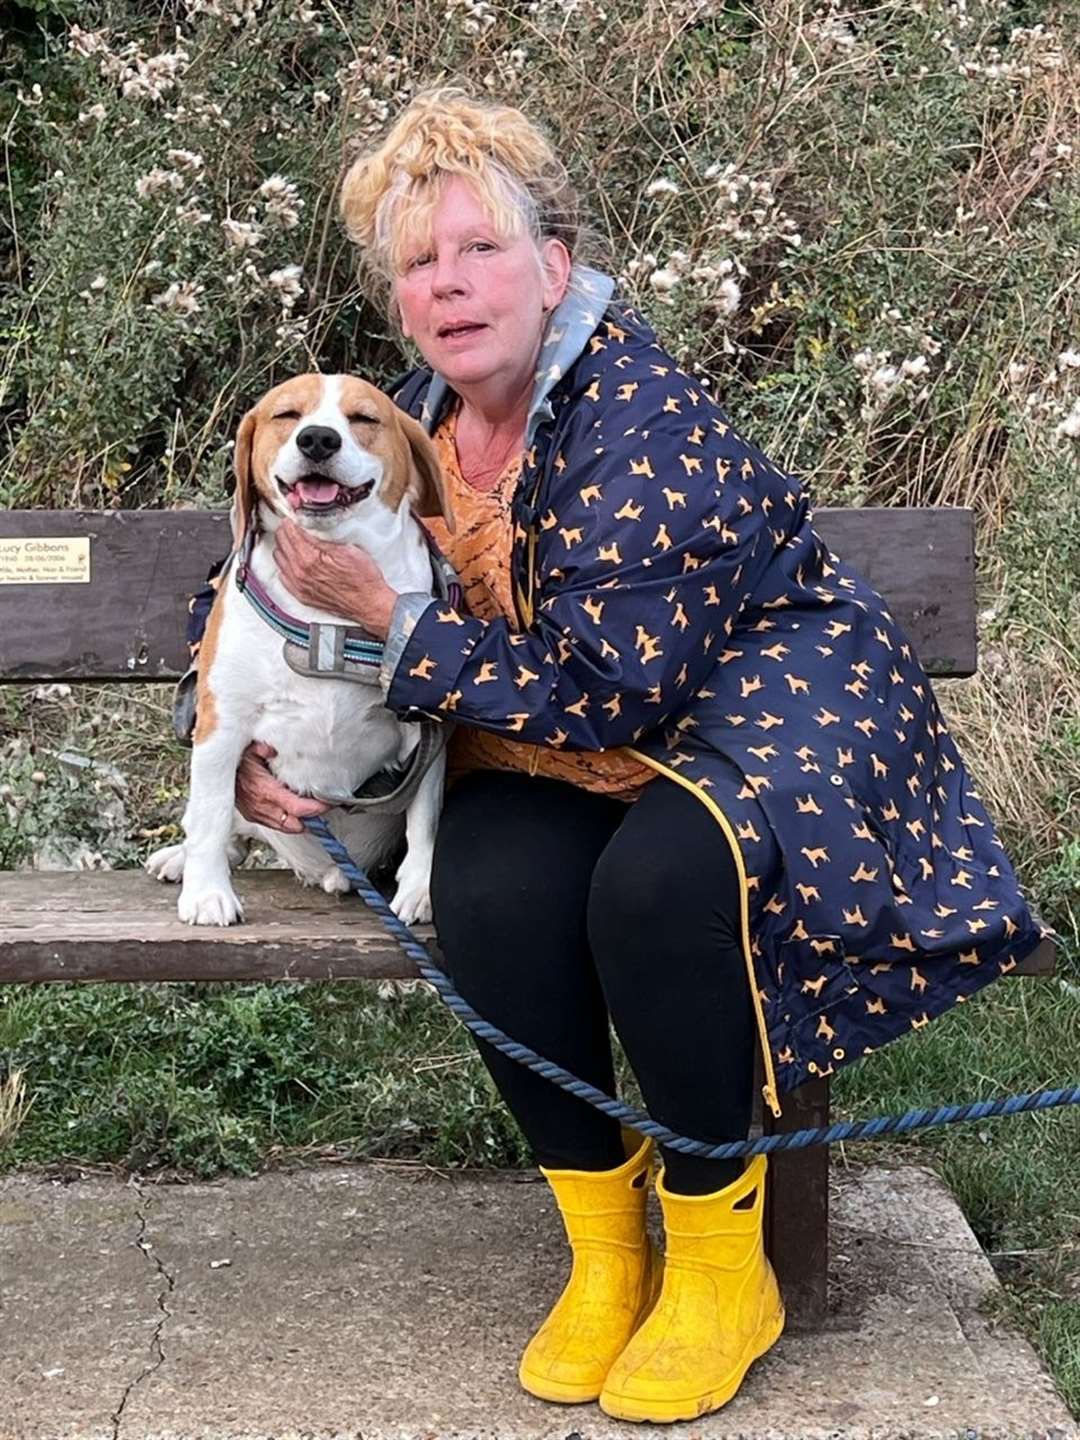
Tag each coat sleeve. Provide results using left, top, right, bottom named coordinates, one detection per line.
left=385, top=382, right=784, bottom=751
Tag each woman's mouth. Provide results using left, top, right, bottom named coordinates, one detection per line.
left=438, top=322, right=487, bottom=342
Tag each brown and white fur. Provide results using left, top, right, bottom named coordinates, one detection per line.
left=147, top=374, right=453, bottom=927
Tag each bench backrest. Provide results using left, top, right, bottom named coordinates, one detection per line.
left=0, top=507, right=976, bottom=682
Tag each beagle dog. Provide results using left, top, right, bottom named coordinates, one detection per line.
left=147, top=373, right=453, bottom=927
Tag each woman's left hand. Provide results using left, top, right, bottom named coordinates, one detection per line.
left=274, top=518, right=398, bottom=638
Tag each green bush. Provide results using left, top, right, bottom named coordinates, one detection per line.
left=3, top=1, right=1077, bottom=519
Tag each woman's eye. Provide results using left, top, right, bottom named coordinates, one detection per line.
left=407, top=253, right=432, bottom=270
left=274, top=409, right=301, bottom=420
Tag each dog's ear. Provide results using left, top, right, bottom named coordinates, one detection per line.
left=229, top=407, right=258, bottom=546
left=400, top=411, right=456, bottom=534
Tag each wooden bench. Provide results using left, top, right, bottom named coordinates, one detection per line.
left=0, top=506, right=1057, bottom=1326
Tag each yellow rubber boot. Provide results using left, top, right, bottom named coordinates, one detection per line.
left=598, top=1154, right=784, bottom=1423
left=518, top=1131, right=663, bottom=1404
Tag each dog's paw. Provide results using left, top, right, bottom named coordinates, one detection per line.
left=148, top=837, right=245, bottom=882
left=178, top=884, right=245, bottom=927
left=390, top=875, right=432, bottom=927
left=146, top=842, right=186, bottom=883
left=321, top=866, right=352, bottom=896
left=376, top=978, right=430, bottom=999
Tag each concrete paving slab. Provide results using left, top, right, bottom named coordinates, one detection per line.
left=0, top=1162, right=1074, bottom=1440
left=0, top=1175, right=163, bottom=1438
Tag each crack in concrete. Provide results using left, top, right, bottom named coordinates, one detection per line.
left=110, top=1178, right=175, bottom=1440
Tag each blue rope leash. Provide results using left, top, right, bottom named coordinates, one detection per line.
left=305, top=815, right=1080, bottom=1160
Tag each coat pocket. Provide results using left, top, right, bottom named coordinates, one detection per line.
left=778, top=935, right=861, bottom=1059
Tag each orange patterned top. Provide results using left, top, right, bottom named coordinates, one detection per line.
left=422, top=405, right=654, bottom=801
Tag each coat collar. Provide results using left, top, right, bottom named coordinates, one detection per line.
left=417, top=265, right=616, bottom=445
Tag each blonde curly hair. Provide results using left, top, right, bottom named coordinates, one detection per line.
left=340, top=86, right=584, bottom=302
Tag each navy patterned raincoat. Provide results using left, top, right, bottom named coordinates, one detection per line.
left=379, top=267, right=1044, bottom=1116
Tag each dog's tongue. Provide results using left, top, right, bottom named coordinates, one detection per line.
left=293, top=478, right=340, bottom=507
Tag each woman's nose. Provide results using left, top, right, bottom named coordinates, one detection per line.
left=430, top=251, right=467, bottom=296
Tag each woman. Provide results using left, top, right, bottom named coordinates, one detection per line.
left=227, top=87, right=1042, bottom=1422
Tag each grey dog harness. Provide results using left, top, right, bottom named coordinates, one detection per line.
left=174, top=525, right=460, bottom=816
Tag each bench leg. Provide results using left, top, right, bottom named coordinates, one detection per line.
left=764, top=1076, right=829, bottom=1328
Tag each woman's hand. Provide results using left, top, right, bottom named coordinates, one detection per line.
left=274, top=517, right=398, bottom=638
left=236, top=740, right=330, bottom=835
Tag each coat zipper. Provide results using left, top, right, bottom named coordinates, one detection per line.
left=513, top=480, right=541, bottom=631
left=626, top=748, right=783, bottom=1119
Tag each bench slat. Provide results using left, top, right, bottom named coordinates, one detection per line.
left=1, top=510, right=227, bottom=682
left=0, top=506, right=976, bottom=680
left=0, top=870, right=1055, bottom=985
left=0, top=870, right=429, bottom=982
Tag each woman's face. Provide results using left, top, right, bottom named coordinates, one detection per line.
left=393, top=174, right=570, bottom=404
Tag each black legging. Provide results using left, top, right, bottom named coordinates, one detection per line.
left=430, top=768, right=755, bottom=1194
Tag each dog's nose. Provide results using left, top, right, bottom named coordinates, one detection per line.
left=295, top=425, right=342, bottom=463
